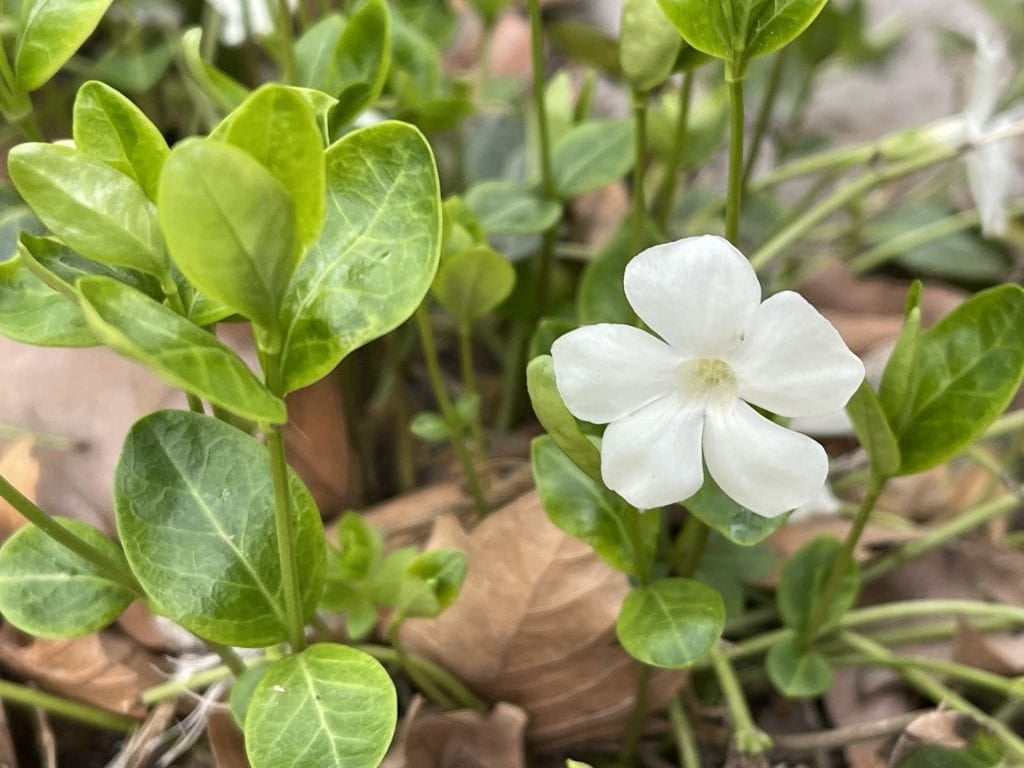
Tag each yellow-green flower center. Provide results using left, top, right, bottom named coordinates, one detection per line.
left=679, top=358, right=737, bottom=407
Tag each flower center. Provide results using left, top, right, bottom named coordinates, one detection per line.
left=679, top=358, right=738, bottom=407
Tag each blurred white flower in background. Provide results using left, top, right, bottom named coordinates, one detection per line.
left=206, top=0, right=297, bottom=46
left=552, top=236, right=864, bottom=518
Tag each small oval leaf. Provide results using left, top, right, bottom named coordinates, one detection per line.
left=16, top=0, right=114, bottom=91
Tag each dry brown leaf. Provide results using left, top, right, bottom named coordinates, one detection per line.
left=117, top=601, right=199, bottom=654
left=887, top=711, right=973, bottom=767
left=570, top=182, right=630, bottom=251
left=952, top=620, right=1024, bottom=675
left=0, top=437, right=38, bottom=538
left=766, top=519, right=915, bottom=582
left=107, top=701, right=176, bottom=768
left=389, top=701, right=528, bottom=768
left=825, top=667, right=918, bottom=768
left=399, top=493, right=684, bottom=752
left=0, top=627, right=163, bottom=718
left=208, top=709, right=250, bottom=768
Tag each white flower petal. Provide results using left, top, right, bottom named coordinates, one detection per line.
left=624, top=235, right=761, bottom=358
left=967, top=119, right=1014, bottom=238
left=551, top=324, right=683, bottom=424
left=728, top=291, right=864, bottom=418
left=704, top=401, right=828, bottom=518
left=600, top=393, right=706, bottom=509
left=967, top=32, right=1006, bottom=129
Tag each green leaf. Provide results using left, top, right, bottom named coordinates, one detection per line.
left=327, top=0, right=392, bottom=129
left=90, top=41, right=176, bottom=94
left=577, top=223, right=640, bottom=325
left=229, top=665, right=268, bottom=728
left=73, top=80, right=169, bottom=201
left=245, top=644, right=396, bottom=768
left=371, top=547, right=418, bottom=607
left=777, top=537, right=859, bottom=640
left=0, top=247, right=95, bottom=347
left=217, top=85, right=325, bottom=254
left=278, top=121, right=441, bottom=393
left=0, top=518, right=133, bottom=638
left=181, top=28, right=249, bottom=113
left=295, top=15, right=345, bottom=91
left=8, top=143, right=165, bottom=275
left=620, top=0, right=683, bottom=92
left=335, top=512, right=383, bottom=583
left=845, top=380, right=900, bottom=479
left=77, top=277, right=286, bottom=424
left=878, top=282, right=922, bottom=434
left=432, top=246, right=515, bottom=325
left=409, top=412, right=450, bottom=442
left=896, top=284, right=1024, bottom=475
left=532, top=436, right=656, bottom=576
left=616, top=578, right=724, bottom=668
left=396, top=549, right=467, bottom=619
left=552, top=120, right=636, bottom=199
left=685, top=475, right=789, bottom=546
left=464, top=180, right=561, bottom=235
left=528, top=317, right=575, bottom=361
left=15, top=0, right=114, bottom=90
left=159, top=138, right=298, bottom=331
left=115, top=411, right=326, bottom=647
left=765, top=637, right=833, bottom=698
left=526, top=356, right=602, bottom=482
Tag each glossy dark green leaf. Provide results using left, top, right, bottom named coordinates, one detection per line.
left=278, top=121, right=441, bottom=393
left=0, top=518, right=133, bottom=638
left=77, top=277, right=286, bottom=424
left=616, top=578, right=724, bottom=668
left=896, top=284, right=1024, bottom=474
left=526, top=357, right=602, bottom=482
left=552, top=120, right=636, bottom=199
left=464, top=180, right=561, bottom=235
left=846, top=380, right=900, bottom=479
left=777, top=536, right=859, bottom=640
left=15, top=0, right=114, bottom=90
left=396, top=549, right=467, bottom=619
left=685, top=475, right=789, bottom=546
left=620, top=0, right=682, bottom=92
left=73, top=80, right=169, bottom=201
left=115, top=410, right=325, bottom=646
left=532, top=436, right=656, bottom=576
left=765, top=637, right=833, bottom=698
left=432, top=246, right=515, bottom=325
left=159, top=138, right=297, bottom=330
left=8, top=143, right=165, bottom=275
left=245, top=644, right=397, bottom=768
left=218, top=85, right=325, bottom=253
left=181, top=28, right=249, bottom=112
left=878, top=281, right=922, bottom=435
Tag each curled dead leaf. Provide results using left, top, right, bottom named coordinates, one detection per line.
left=0, top=438, right=38, bottom=538
left=388, top=700, right=528, bottom=768
left=887, top=710, right=974, bottom=767
left=399, top=493, right=684, bottom=752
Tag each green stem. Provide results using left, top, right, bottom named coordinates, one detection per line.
left=275, top=0, right=296, bottom=84
left=630, top=90, right=648, bottom=257
left=742, top=50, right=786, bottom=191
left=725, top=79, right=745, bottom=244
left=669, top=698, right=702, bottom=768
left=457, top=323, right=488, bottom=459
left=141, top=665, right=235, bottom=705
left=708, top=644, right=772, bottom=755
left=385, top=332, right=416, bottom=492
left=655, top=72, right=694, bottom=231
left=356, top=642, right=486, bottom=711
left=527, top=0, right=554, bottom=201
left=672, top=513, right=711, bottom=578
left=264, top=423, right=306, bottom=651
left=0, top=474, right=141, bottom=594
left=388, top=623, right=458, bottom=709
left=206, top=641, right=246, bottom=677
left=836, top=649, right=1024, bottom=699
left=805, top=477, right=886, bottom=639
left=414, top=307, right=488, bottom=517
left=0, top=680, right=137, bottom=732
left=620, top=665, right=652, bottom=766
left=158, top=273, right=206, bottom=414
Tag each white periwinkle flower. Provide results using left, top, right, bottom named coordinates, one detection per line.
left=551, top=236, right=865, bottom=518
left=206, top=0, right=297, bottom=46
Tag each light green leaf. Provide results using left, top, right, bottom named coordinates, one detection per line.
left=279, top=121, right=441, bottom=393
left=115, top=410, right=325, bottom=646
left=396, top=549, right=467, bottom=619
left=878, top=281, right=922, bottom=435
left=552, top=120, right=636, bottom=199
left=73, top=80, right=169, bottom=201
left=335, top=512, right=383, bottom=583
left=15, top=0, right=114, bottom=90
left=159, top=138, right=298, bottom=330
left=532, top=436, right=656, bottom=576
left=218, top=85, right=325, bottom=253
left=409, top=412, right=450, bottom=442
left=526, top=356, right=602, bottom=482
left=295, top=15, right=345, bottom=91
left=464, top=180, right=560, bottom=235
left=181, top=28, right=249, bottom=113
left=90, top=40, right=175, bottom=94
left=765, top=636, right=833, bottom=698
left=77, top=276, right=286, bottom=424
left=327, top=0, right=391, bottom=129
left=896, top=284, right=1024, bottom=474
left=620, top=0, right=682, bottom=92
left=577, top=223, right=641, bottom=325
left=616, top=578, right=724, bottom=667
left=8, top=143, right=165, bottom=275
left=0, top=246, right=95, bottom=347
left=777, top=536, right=859, bottom=640
left=685, top=475, right=789, bottom=546
left=846, top=380, right=900, bottom=479
left=245, top=644, right=396, bottom=768
left=432, top=246, right=515, bottom=325
left=0, top=518, right=133, bottom=638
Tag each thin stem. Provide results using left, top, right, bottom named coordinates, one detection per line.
left=805, top=477, right=886, bottom=639
left=725, top=79, right=745, bottom=244
left=388, top=623, right=458, bottom=709
left=742, top=49, right=786, bottom=191
left=655, top=72, right=694, bottom=231
left=527, top=0, right=554, bottom=200
left=355, top=642, right=486, bottom=711
left=837, top=649, right=1024, bottom=699
left=669, top=698, right=702, bottom=768
left=205, top=641, right=247, bottom=677
left=534, top=226, right=558, bottom=324
left=414, top=307, right=488, bottom=517
left=672, top=513, right=711, bottom=578
left=264, top=423, right=306, bottom=651
left=385, top=332, right=416, bottom=492
left=457, top=323, right=488, bottom=458
left=620, top=665, right=652, bottom=765
left=275, top=0, right=297, bottom=84
left=708, top=644, right=772, bottom=755
left=159, top=273, right=206, bottom=414
left=0, top=681, right=137, bottom=732
left=141, top=666, right=234, bottom=705
left=630, top=90, right=648, bottom=257
left=0, top=474, right=141, bottom=593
